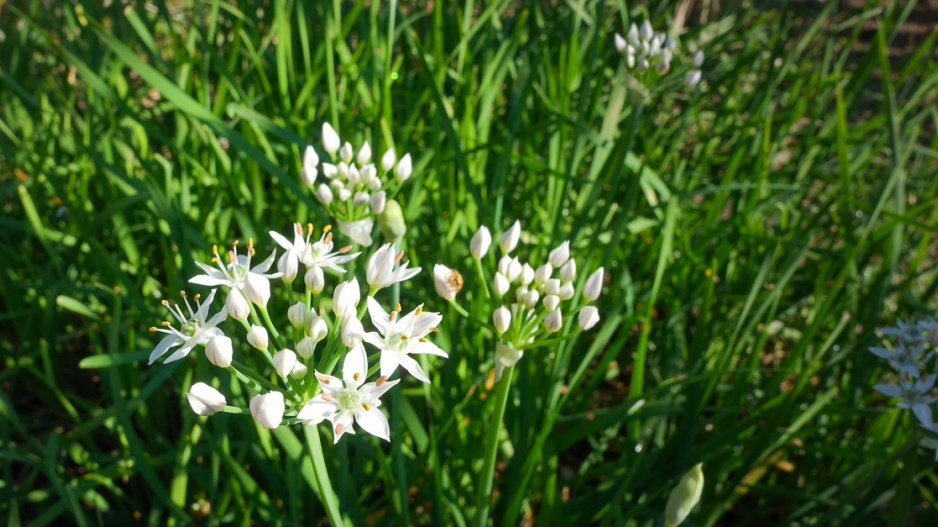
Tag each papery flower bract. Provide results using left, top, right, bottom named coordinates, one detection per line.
left=471, top=226, right=492, bottom=259
left=297, top=344, right=400, bottom=443
left=363, top=297, right=448, bottom=383
left=366, top=244, right=421, bottom=290
left=337, top=218, right=375, bottom=247
left=205, top=335, right=233, bottom=368
left=495, top=342, right=523, bottom=381
left=500, top=220, right=521, bottom=254
left=187, top=382, right=227, bottom=416
left=149, top=289, right=228, bottom=365
left=250, top=391, right=285, bottom=429
left=578, top=306, right=600, bottom=330
left=434, top=264, right=462, bottom=301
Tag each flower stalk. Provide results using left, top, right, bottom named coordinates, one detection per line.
left=473, top=363, right=514, bottom=527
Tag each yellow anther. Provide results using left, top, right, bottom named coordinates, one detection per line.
left=161, top=300, right=170, bottom=306
left=307, top=223, right=314, bottom=235
left=193, top=293, right=201, bottom=301
left=247, top=238, right=254, bottom=248
left=353, top=372, right=361, bottom=381
left=233, top=240, right=240, bottom=247
left=323, top=224, right=332, bottom=233
left=400, top=335, right=408, bottom=340
left=149, top=326, right=157, bottom=332
left=429, top=327, right=439, bottom=333
left=395, top=303, right=402, bottom=313
left=161, top=321, right=171, bottom=327
left=212, top=244, right=218, bottom=254
left=415, top=306, right=423, bottom=316
left=179, top=290, right=186, bottom=298
left=362, top=402, right=371, bottom=411
left=419, top=337, right=428, bottom=343
left=389, top=311, right=397, bottom=322
left=211, top=257, right=220, bottom=263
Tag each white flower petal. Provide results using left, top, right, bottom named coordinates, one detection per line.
left=355, top=407, right=390, bottom=441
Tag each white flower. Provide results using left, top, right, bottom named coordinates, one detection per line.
left=225, top=288, right=250, bottom=321
left=685, top=70, right=702, bottom=87
left=499, top=220, right=521, bottom=254
left=187, top=382, right=227, bottom=416
left=297, top=344, right=400, bottom=443
left=493, top=272, right=510, bottom=297
left=434, top=264, right=462, bottom=301
left=322, top=122, right=340, bottom=155
left=270, top=223, right=317, bottom=284
left=578, top=306, right=600, bottom=330
left=247, top=325, right=269, bottom=350
left=316, top=183, right=334, bottom=204
left=274, top=349, right=298, bottom=378
left=493, top=306, right=511, bottom=335
left=205, top=335, right=233, bottom=368
left=288, top=301, right=307, bottom=328
left=584, top=267, right=604, bottom=301
left=548, top=241, right=570, bottom=268
left=495, top=342, right=523, bottom=381
left=627, top=23, right=640, bottom=45
left=363, top=297, right=448, bottom=383
left=370, top=191, right=387, bottom=214
left=301, top=146, right=319, bottom=185
left=560, top=259, right=576, bottom=283
left=250, top=392, right=285, bottom=429
left=333, top=278, right=361, bottom=319
left=189, top=240, right=282, bottom=307
left=380, top=148, right=396, bottom=172
left=544, top=309, right=563, bottom=332
left=471, top=226, right=492, bottom=259
left=149, top=289, right=228, bottom=365
left=301, top=228, right=361, bottom=282
left=614, top=33, right=627, bottom=53
left=366, top=244, right=421, bottom=290
left=395, top=153, right=412, bottom=181
left=342, top=316, right=365, bottom=348
left=336, top=218, right=375, bottom=247
left=305, top=266, right=325, bottom=294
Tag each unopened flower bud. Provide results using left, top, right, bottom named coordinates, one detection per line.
left=559, top=282, right=575, bottom=301
left=288, top=301, right=307, bottom=328
left=584, top=267, right=604, bottom=301
left=273, top=349, right=298, bottom=378
left=353, top=191, right=370, bottom=207
left=520, top=263, right=535, bottom=286
left=640, top=20, right=653, bottom=42
left=301, top=146, right=319, bottom=185
left=380, top=148, right=396, bottom=172
left=291, top=361, right=308, bottom=379
left=333, top=278, right=360, bottom=319
left=499, top=220, right=521, bottom=254
left=544, top=309, right=562, bottom=332
left=434, top=264, right=462, bottom=301
left=395, top=153, right=412, bottom=181
left=535, top=263, right=552, bottom=286
left=370, top=191, right=387, bottom=214
left=322, top=122, right=340, bottom=155
left=297, top=336, right=316, bottom=359
left=493, top=305, right=511, bottom=335
left=357, top=141, right=372, bottom=165
left=543, top=294, right=560, bottom=312
left=559, top=259, right=576, bottom=283
left=378, top=199, right=407, bottom=243
left=316, top=183, right=333, bottom=204
left=548, top=241, right=570, bottom=268
left=578, top=306, right=600, bottom=330
left=685, top=70, right=702, bottom=87
left=665, top=464, right=704, bottom=527
left=471, top=226, right=492, bottom=259
left=187, top=382, right=227, bottom=416
left=247, top=325, right=269, bottom=350
left=614, top=33, right=627, bottom=53
left=250, top=392, right=285, bottom=429
left=494, top=272, right=510, bottom=297
left=337, top=188, right=352, bottom=202
left=225, top=288, right=250, bottom=320
left=693, top=50, right=704, bottom=68
left=305, top=265, right=325, bottom=294
left=494, top=343, right=523, bottom=381
left=339, top=142, right=353, bottom=164
left=544, top=278, right=561, bottom=296
left=307, top=314, right=328, bottom=343
left=341, top=316, right=364, bottom=347
left=205, top=335, right=233, bottom=368
left=522, top=289, right=539, bottom=309
left=244, top=273, right=271, bottom=307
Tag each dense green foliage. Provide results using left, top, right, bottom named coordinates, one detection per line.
left=2, top=0, right=938, bottom=525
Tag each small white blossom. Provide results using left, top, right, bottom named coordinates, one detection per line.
left=189, top=240, right=282, bottom=308
left=395, top=153, right=412, bottom=181
left=250, top=391, right=285, bottom=429
left=493, top=272, right=510, bottom=297
left=247, top=325, right=269, bottom=351
left=500, top=220, right=521, bottom=254
left=316, top=183, right=334, bottom=204
left=342, top=316, right=365, bottom=348
left=149, top=290, right=228, bottom=365
left=584, top=267, right=604, bottom=301
left=366, top=244, right=421, bottom=290
left=333, top=278, right=361, bottom=319
left=205, top=335, right=233, bottom=368
left=578, top=306, right=600, bottom=330
left=363, top=297, right=447, bottom=383
left=274, top=349, right=298, bottom=378
left=548, top=241, right=570, bottom=268
left=544, top=309, right=563, bottom=332
left=471, top=226, right=492, bottom=259
left=380, top=148, right=396, bottom=172
left=493, top=306, right=511, bottom=335
left=187, top=382, right=227, bottom=416
left=322, top=122, right=340, bottom=155
left=434, top=264, right=462, bottom=301
left=288, top=301, right=307, bottom=328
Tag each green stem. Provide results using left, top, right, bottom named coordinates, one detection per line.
left=473, top=363, right=514, bottom=527
left=303, top=426, right=346, bottom=527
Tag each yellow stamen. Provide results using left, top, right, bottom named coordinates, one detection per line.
left=419, top=337, right=428, bottom=343
left=161, top=300, right=170, bottom=306
left=180, top=290, right=186, bottom=298
left=353, top=372, right=361, bottom=381
left=149, top=326, right=157, bottom=332
left=212, top=244, right=218, bottom=255
left=161, top=321, right=171, bottom=327
left=193, top=294, right=200, bottom=301
left=323, top=224, right=332, bottom=233
left=362, top=402, right=371, bottom=411
left=415, top=306, right=423, bottom=316
left=395, top=303, right=402, bottom=313
left=429, top=327, right=439, bottom=333
left=400, top=335, right=408, bottom=340
left=307, top=223, right=314, bottom=235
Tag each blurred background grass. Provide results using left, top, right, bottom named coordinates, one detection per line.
left=2, top=0, right=938, bottom=525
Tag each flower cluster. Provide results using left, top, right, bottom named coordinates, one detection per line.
left=870, top=318, right=938, bottom=458
left=149, top=225, right=447, bottom=443
left=614, top=21, right=704, bottom=87
left=300, top=122, right=414, bottom=247
left=436, top=220, right=604, bottom=380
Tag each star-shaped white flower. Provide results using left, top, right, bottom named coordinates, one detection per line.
left=363, top=297, right=448, bottom=383
left=300, top=226, right=360, bottom=272
left=270, top=222, right=315, bottom=280
left=296, top=344, right=399, bottom=443
left=366, top=243, right=421, bottom=290
left=149, top=289, right=227, bottom=364
left=189, top=240, right=282, bottom=306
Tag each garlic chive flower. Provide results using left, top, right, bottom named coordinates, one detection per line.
left=250, top=391, right=285, bottom=429
left=187, top=382, right=227, bottom=416
left=189, top=239, right=282, bottom=308
left=363, top=297, right=448, bottom=383
left=366, top=243, right=421, bottom=291
left=149, top=289, right=228, bottom=364
left=615, top=20, right=704, bottom=90
left=297, top=344, right=400, bottom=443
left=434, top=264, right=463, bottom=301
left=471, top=226, right=492, bottom=259
left=301, top=122, right=418, bottom=247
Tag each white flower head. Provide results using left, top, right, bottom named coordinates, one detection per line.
left=189, top=239, right=282, bottom=308
left=366, top=244, right=421, bottom=290
left=297, top=344, right=400, bottom=443
left=301, top=226, right=361, bottom=276
left=149, top=289, right=228, bottom=365
left=363, top=297, right=448, bottom=383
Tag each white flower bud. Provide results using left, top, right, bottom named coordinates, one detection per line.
left=614, top=33, right=627, bottom=53
left=584, top=267, right=604, bottom=301
left=640, top=20, right=653, bottom=42
left=548, top=241, right=570, bottom=268
left=685, top=69, right=702, bottom=87
left=535, top=263, right=552, bottom=286
left=315, top=183, right=333, bottom=204
left=471, top=226, right=492, bottom=259
left=693, top=50, right=704, bottom=68
left=370, top=191, right=387, bottom=214
left=305, top=265, right=325, bottom=294
left=301, top=147, right=319, bottom=185
left=333, top=278, right=361, bottom=319
left=353, top=191, right=370, bottom=207
left=291, top=361, right=308, bottom=379
left=544, top=309, right=562, bottom=332
left=520, top=263, right=535, bottom=286
left=339, top=141, right=353, bottom=163
left=395, top=153, right=413, bottom=181
left=544, top=278, right=561, bottom=296
left=225, top=288, right=250, bottom=321
left=493, top=272, right=510, bottom=297
left=277, top=252, right=298, bottom=284
left=494, top=342, right=523, bottom=381
left=656, top=59, right=669, bottom=74
left=243, top=272, right=271, bottom=307
left=247, top=325, right=269, bottom=351
left=560, top=259, right=576, bottom=283
left=665, top=464, right=704, bottom=527
left=288, top=301, right=307, bottom=328
left=347, top=164, right=361, bottom=184
left=493, top=305, right=511, bottom=335
left=522, top=289, right=539, bottom=309
left=381, top=148, right=396, bottom=172
left=322, top=163, right=337, bottom=178
left=205, top=335, right=233, bottom=368
left=357, top=141, right=372, bottom=165
left=627, top=23, right=640, bottom=45
left=360, top=164, right=376, bottom=185
left=250, top=392, right=285, bottom=429
left=341, top=316, right=364, bottom=347
left=578, top=306, right=600, bottom=330
left=322, top=122, right=340, bottom=155
left=505, top=257, right=522, bottom=282
left=307, top=313, right=328, bottom=343
left=498, top=255, right=512, bottom=277
left=543, top=294, right=560, bottom=312
left=187, top=382, right=227, bottom=416
left=337, top=188, right=352, bottom=202
left=297, top=336, right=316, bottom=359
left=499, top=220, right=521, bottom=254
left=301, top=166, right=318, bottom=186
left=515, top=286, right=529, bottom=302
left=273, top=349, right=298, bottom=378
left=434, top=264, right=462, bottom=301
left=337, top=162, right=349, bottom=179
left=559, top=282, right=575, bottom=301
